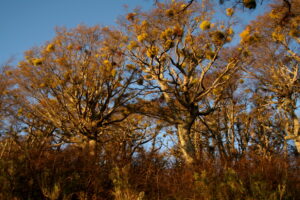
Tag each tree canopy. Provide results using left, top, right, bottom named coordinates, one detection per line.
left=0, top=0, right=299, bottom=199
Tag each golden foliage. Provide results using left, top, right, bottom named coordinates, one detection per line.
left=137, top=33, right=148, bottom=42
left=127, top=41, right=139, bottom=50
left=210, top=31, right=226, bottom=44
left=289, top=29, right=300, bottom=38
left=160, top=28, right=174, bottom=40
left=126, top=12, right=137, bottom=21
left=240, top=27, right=251, bottom=42
left=166, top=9, right=175, bottom=17
left=272, top=31, right=285, bottom=42
left=164, top=40, right=174, bottom=49
left=226, top=8, right=234, bottom=17
left=205, top=51, right=216, bottom=60
left=173, top=25, right=183, bottom=37
left=227, top=27, right=234, bottom=35
left=146, top=46, right=159, bottom=58
left=46, top=43, right=55, bottom=52
left=243, top=0, right=256, bottom=9
left=32, top=58, right=43, bottom=66
left=199, top=20, right=211, bottom=30
left=1, top=2, right=300, bottom=200
left=240, top=26, right=260, bottom=44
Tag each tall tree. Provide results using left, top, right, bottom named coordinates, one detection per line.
left=10, top=25, right=140, bottom=145
left=123, top=1, right=242, bottom=164
left=242, top=0, right=300, bottom=152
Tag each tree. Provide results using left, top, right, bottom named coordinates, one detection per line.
left=241, top=0, right=300, bottom=152
left=0, top=65, right=14, bottom=136
left=122, top=1, right=242, bottom=164
left=10, top=25, right=140, bottom=145
left=154, top=0, right=259, bottom=10
left=1, top=0, right=300, bottom=199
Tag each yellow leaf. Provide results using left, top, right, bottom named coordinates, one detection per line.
left=46, top=43, right=55, bottom=52
left=141, top=20, right=149, bottom=27
left=103, top=60, right=110, bottom=65
left=227, top=28, right=234, bottom=35
left=160, top=28, right=173, bottom=40
left=272, top=32, right=285, bottom=42
left=173, top=25, right=183, bottom=37
left=164, top=40, right=174, bottom=49
left=137, top=33, right=148, bottom=42
left=226, top=8, right=234, bottom=17
left=111, top=69, right=117, bottom=77
left=146, top=46, right=159, bottom=58
left=205, top=51, right=216, bottom=60
left=127, top=41, right=139, bottom=50
left=5, top=70, right=12, bottom=76
left=126, top=12, right=136, bottom=21
left=199, top=20, right=211, bottom=31
left=67, top=44, right=73, bottom=50
left=166, top=9, right=175, bottom=17
left=289, top=29, right=300, bottom=38
left=32, top=58, right=43, bottom=66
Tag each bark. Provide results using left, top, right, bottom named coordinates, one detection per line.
left=292, top=116, right=300, bottom=153
left=177, top=123, right=196, bottom=165
left=295, top=140, right=300, bottom=153
left=285, top=111, right=300, bottom=153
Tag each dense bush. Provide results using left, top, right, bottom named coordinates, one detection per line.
left=0, top=138, right=299, bottom=199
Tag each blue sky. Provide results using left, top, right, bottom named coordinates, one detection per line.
left=0, top=0, right=153, bottom=64
left=0, top=0, right=268, bottom=65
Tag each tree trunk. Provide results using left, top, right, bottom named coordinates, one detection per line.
left=293, top=115, right=300, bottom=153
left=295, top=140, right=300, bottom=153
left=285, top=113, right=300, bottom=153
left=177, top=123, right=196, bottom=165
left=292, top=116, right=300, bottom=153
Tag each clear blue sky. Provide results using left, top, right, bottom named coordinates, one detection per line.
left=0, top=0, right=153, bottom=64
left=0, top=0, right=268, bottom=65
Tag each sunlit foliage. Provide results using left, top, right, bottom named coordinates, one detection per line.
left=0, top=0, right=299, bottom=199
